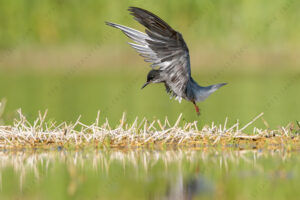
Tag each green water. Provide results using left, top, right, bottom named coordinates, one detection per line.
left=0, top=69, right=299, bottom=130
left=0, top=149, right=299, bottom=200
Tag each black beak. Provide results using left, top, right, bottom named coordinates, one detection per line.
left=141, top=82, right=150, bottom=89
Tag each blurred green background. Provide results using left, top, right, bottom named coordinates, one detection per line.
left=0, top=0, right=299, bottom=129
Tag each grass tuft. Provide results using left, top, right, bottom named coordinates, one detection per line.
left=0, top=109, right=299, bottom=150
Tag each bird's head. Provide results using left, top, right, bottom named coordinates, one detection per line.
left=141, top=70, right=161, bottom=89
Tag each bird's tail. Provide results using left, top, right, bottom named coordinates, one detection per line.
left=212, top=83, right=227, bottom=89
left=209, top=83, right=227, bottom=93
left=194, top=83, right=227, bottom=102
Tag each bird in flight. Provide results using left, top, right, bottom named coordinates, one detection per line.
left=106, top=7, right=227, bottom=115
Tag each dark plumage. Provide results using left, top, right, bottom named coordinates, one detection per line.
left=106, top=7, right=227, bottom=115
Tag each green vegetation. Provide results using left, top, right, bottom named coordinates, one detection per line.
left=0, top=0, right=299, bottom=48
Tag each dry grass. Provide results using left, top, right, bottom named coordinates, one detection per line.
left=0, top=108, right=299, bottom=150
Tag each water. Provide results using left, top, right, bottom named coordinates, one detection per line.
left=0, top=70, right=299, bottom=130
left=0, top=149, right=299, bottom=200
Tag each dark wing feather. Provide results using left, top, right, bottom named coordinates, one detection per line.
left=106, top=7, right=191, bottom=100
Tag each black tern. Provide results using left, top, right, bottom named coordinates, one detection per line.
left=106, top=7, right=227, bottom=115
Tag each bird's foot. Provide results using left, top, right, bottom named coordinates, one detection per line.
left=193, top=102, right=200, bottom=116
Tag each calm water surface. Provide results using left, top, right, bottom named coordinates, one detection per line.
left=0, top=70, right=299, bottom=129
left=0, top=149, right=299, bottom=200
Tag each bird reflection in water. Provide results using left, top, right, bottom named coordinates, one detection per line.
left=160, top=173, right=215, bottom=200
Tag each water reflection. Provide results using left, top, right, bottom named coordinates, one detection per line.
left=0, top=149, right=288, bottom=171
left=164, top=173, right=214, bottom=200
left=0, top=149, right=295, bottom=199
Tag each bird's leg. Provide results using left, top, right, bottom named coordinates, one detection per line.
left=192, top=101, right=200, bottom=116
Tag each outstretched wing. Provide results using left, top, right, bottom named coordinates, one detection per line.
left=105, top=7, right=191, bottom=99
